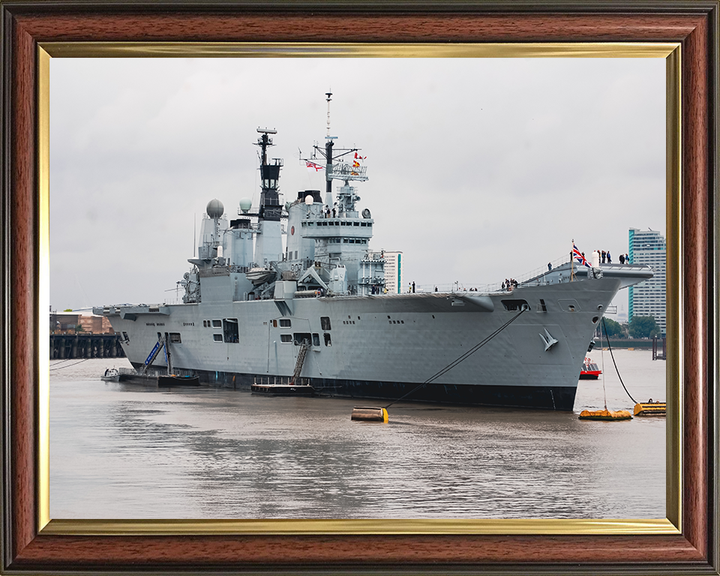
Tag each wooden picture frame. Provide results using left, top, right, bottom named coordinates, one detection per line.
left=1, top=2, right=717, bottom=573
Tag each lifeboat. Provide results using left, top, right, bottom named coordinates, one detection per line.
left=246, top=267, right=275, bottom=286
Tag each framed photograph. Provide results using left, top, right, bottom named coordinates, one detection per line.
left=1, top=2, right=717, bottom=573
left=47, top=53, right=669, bottom=524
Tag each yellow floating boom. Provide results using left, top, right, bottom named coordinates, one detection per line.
left=578, top=408, right=632, bottom=421
left=634, top=401, right=666, bottom=417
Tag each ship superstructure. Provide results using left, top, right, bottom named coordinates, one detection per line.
left=95, top=95, right=653, bottom=411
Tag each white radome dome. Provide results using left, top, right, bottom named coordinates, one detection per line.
left=206, top=199, right=224, bottom=219
left=239, top=198, right=252, bottom=213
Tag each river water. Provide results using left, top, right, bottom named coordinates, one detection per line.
left=49, top=349, right=666, bottom=520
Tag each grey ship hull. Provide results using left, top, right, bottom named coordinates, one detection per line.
left=100, top=276, right=623, bottom=411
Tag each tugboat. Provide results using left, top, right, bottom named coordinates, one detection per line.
left=579, top=357, right=602, bottom=380
left=94, top=94, right=654, bottom=411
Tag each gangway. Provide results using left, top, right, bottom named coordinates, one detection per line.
left=141, top=337, right=165, bottom=375
left=290, top=340, right=310, bottom=385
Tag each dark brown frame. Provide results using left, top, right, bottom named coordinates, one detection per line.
left=1, top=2, right=717, bottom=573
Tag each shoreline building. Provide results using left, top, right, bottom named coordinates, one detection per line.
left=50, top=309, right=115, bottom=334
left=382, top=251, right=403, bottom=294
left=628, top=228, right=666, bottom=335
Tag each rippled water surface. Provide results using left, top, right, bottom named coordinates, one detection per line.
left=50, top=349, right=666, bottom=519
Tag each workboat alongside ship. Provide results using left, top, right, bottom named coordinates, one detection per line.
left=579, top=357, right=602, bottom=380
left=94, top=95, right=653, bottom=410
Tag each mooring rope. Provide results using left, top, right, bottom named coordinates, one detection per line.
left=49, top=358, right=78, bottom=367
left=601, top=317, right=638, bottom=405
left=384, top=307, right=527, bottom=409
left=49, top=358, right=89, bottom=371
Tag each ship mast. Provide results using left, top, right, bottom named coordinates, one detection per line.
left=253, top=127, right=285, bottom=266
left=304, top=92, right=368, bottom=209
left=324, top=92, right=335, bottom=205
left=255, top=127, right=283, bottom=222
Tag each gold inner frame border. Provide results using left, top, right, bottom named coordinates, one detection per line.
left=37, top=41, right=682, bottom=537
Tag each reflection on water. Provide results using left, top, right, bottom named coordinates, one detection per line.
left=50, top=350, right=665, bottom=519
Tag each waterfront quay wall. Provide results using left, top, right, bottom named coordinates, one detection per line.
left=50, top=333, right=125, bottom=359
left=602, top=337, right=664, bottom=350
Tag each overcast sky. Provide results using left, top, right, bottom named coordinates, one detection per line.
left=49, top=57, right=665, bottom=318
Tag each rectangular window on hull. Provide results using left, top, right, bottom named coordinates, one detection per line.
left=280, top=334, right=292, bottom=343
left=213, top=334, right=223, bottom=342
left=324, top=333, right=332, bottom=346
left=321, top=316, right=331, bottom=331
left=312, top=333, right=320, bottom=347
left=169, top=333, right=182, bottom=343
left=293, top=333, right=312, bottom=346
left=212, top=319, right=222, bottom=327
left=223, top=318, right=239, bottom=343
left=279, top=319, right=291, bottom=327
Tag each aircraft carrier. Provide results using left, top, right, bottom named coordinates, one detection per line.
left=94, top=94, right=652, bottom=410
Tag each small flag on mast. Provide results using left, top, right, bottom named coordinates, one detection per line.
left=305, top=160, right=324, bottom=172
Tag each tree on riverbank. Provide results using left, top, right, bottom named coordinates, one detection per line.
left=628, top=315, right=659, bottom=338
left=601, top=317, right=625, bottom=338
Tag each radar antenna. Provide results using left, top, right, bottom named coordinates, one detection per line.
left=326, top=91, right=332, bottom=138
left=300, top=93, right=368, bottom=206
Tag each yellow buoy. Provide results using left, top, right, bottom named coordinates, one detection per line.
left=351, top=407, right=389, bottom=422
left=579, top=408, right=632, bottom=421
left=633, top=401, right=666, bottom=416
